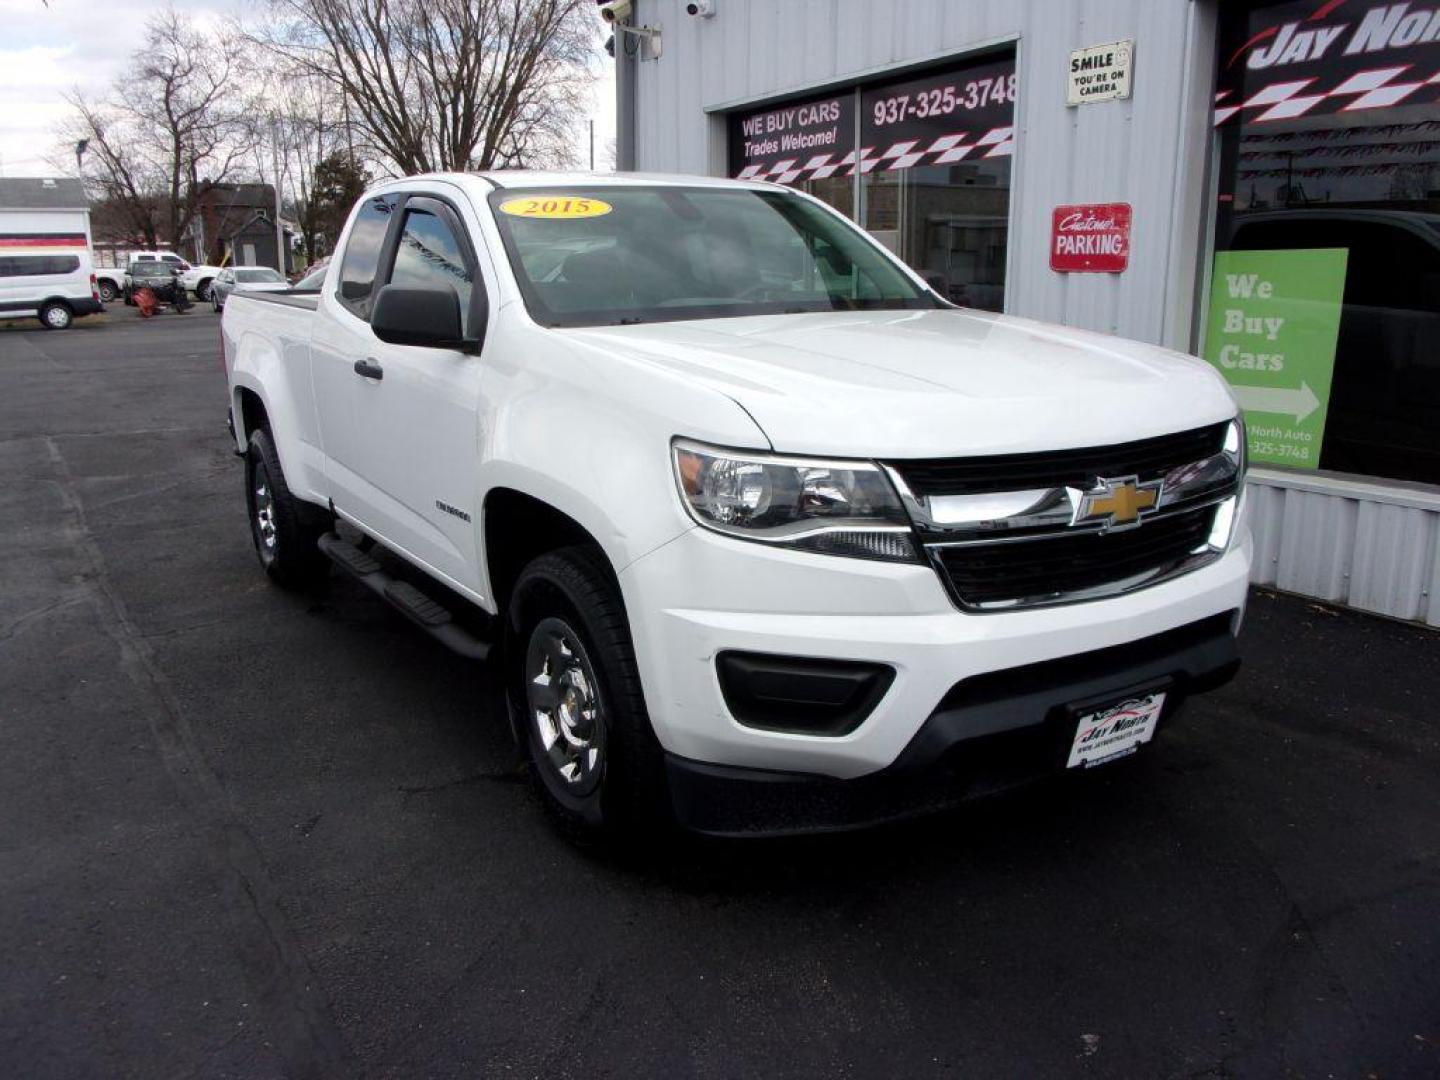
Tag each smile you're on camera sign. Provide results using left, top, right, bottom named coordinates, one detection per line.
left=1067, top=39, right=1134, bottom=105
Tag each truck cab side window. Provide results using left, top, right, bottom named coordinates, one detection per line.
left=387, top=203, right=475, bottom=334
left=337, top=195, right=396, bottom=319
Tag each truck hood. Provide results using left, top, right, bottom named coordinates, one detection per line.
left=562, top=308, right=1237, bottom=458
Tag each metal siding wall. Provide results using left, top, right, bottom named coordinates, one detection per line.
left=1245, top=476, right=1440, bottom=627
left=631, top=0, right=1214, bottom=349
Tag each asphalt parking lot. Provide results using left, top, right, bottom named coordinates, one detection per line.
left=2, top=306, right=1438, bottom=1079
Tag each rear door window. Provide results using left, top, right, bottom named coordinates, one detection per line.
left=337, top=195, right=397, bottom=319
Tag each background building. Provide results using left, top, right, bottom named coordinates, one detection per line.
left=189, top=183, right=295, bottom=273
left=0, top=176, right=92, bottom=262
left=616, top=0, right=1440, bottom=626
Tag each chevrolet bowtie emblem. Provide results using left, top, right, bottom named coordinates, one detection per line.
left=1075, top=475, right=1162, bottom=530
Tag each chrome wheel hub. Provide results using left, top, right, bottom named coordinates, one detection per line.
left=253, top=466, right=277, bottom=553
left=525, top=618, right=604, bottom=793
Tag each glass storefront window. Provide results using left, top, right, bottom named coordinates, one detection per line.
left=728, top=50, right=1016, bottom=313
left=860, top=159, right=1011, bottom=311
left=1212, top=0, right=1440, bottom=486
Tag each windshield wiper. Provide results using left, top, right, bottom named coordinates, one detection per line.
left=612, top=316, right=646, bottom=326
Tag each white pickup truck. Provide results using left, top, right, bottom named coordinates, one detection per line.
left=221, top=172, right=1251, bottom=841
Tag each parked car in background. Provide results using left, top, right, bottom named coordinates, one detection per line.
left=289, top=258, right=331, bottom=291
left=180, top=262, right=225, bottom=301
left=210, top=266, right=290, bottom=311
left=126, top=250, right=225, bottom=301
left=93, top=267, right=124, bottom=303
left=0, top=248, right=103, bottom=329
left=123, top=261, right=183, bottom=305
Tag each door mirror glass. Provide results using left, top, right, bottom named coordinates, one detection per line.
left=371, top=284, right=468, bottom=349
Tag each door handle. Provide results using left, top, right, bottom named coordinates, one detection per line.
left=353, top=357, right=384, bottom=380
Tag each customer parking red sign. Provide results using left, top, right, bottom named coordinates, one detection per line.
left=1051, top=203, right=1132, bottom=273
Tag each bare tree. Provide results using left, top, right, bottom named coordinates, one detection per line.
left=251, top=0, right=595, bottom=174
left=263, top=75, right=354, bottom=260
left=57, top=11, right=254, bottom=250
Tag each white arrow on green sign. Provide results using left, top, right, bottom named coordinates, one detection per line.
left=1203, top=249, right=1348, bottom=470
left=1229, top=381, right=1320, bottom=424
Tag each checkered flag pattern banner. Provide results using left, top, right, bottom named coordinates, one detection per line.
left=735, top=126, right=1015, bottom=184
left=1215, top=64, right=1440, bottom=125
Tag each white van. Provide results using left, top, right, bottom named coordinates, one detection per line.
left=0, top=249, right=104, bottom=329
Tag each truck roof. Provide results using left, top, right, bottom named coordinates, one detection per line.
left=373, top=170, right=777, bottom=195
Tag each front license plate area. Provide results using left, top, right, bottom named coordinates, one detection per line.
left=1066, top=692, right=1166, bottom=769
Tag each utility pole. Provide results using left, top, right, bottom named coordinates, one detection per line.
left=270, top=115, right=285, bottom=274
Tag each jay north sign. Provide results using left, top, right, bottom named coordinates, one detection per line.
left=1215, top=0, right=1440, bottom=126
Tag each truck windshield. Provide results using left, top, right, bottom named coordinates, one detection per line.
left=487, top=186, right=939, bottom=327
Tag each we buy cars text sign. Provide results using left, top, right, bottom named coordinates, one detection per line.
left=1050, top=203, right=1132, bottom=273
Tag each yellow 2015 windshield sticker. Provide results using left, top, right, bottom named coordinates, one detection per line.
left=498, top=196, right=612, bottom=220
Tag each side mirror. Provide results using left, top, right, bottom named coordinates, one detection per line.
left=371, top=284, right=473, bottom=350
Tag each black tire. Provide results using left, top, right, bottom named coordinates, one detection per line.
left=195, top=278, right=212, bottom=302
left=97, top=279, right=118, bottom=303
left=39, top=302, right=72, bottom=330
left=508, top=546, right=670, bottom=847
left=123, top=288, right=135, bottom=306
left=244, top=427, right=331, bottom=589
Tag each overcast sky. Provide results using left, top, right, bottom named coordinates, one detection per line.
left=0, top=0, right=617, bottom=178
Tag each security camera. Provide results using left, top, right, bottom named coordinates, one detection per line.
left=598, top=0, right=632, bottom=23
left=686, top=0, right=715, bottom=15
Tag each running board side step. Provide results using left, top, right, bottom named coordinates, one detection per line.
left=317, top=532, right=492, bottom=661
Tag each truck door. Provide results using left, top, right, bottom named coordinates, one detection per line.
left=315, top=192, right=488, bottom=597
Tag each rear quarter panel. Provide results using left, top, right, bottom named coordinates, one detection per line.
left=224, top=293, right=328, bottom=505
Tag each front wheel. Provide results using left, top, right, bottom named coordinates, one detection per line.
left=195, top=279, right=212, bottom=302
left=244, top=428, right=330, bottom=589
left=97, top=279, right=118, bottom=303
left=509, top=547, right=670, bottom=847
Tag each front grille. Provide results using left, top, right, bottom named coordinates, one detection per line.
left=893, top=422, right=1230, bottom=497
left=886, top=422, right=1239, bottom=611
left=932, top=503, right=1217, bottom=609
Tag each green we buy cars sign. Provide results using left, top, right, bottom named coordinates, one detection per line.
left=1202, top=249, right=1348, bottom=469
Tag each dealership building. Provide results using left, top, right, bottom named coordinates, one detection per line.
left=613, top=0, right=1440, bottom=626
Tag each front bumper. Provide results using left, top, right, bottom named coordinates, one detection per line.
left=619, top=524, right=1252, bottom=786
left=664, top=610, right=1239, bottom=835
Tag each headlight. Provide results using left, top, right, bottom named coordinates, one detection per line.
left=1226, top=413, right=1247, bottom=477
left=672, top=440, right=920, bottom=563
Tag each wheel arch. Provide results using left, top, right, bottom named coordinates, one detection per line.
left=483, top=487, right=615, bottom=620
left=234, top=385, right=270, bottom=441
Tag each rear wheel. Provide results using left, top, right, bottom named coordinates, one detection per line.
left=39, top=302, right=72, bottom=330
left=509, top=547, right=670, bottom=847
left=244, top=428, right=330, bottom=589
left=195, top=278, right=213, bottom=302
